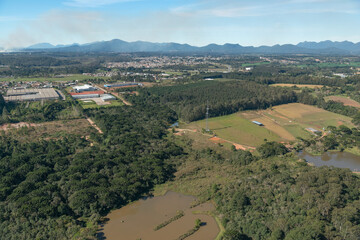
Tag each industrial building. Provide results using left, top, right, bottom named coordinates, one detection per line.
left=5, top=88, right=60, bottom=101
left=70, top=91, right=105, bottom=96
left=101, top=94, right=116, bottom=101
left=73, top=84, right=97, bottom=93
left=71, top=93, right=100, bottom=99
left=103, top=82, right=142, bottom=88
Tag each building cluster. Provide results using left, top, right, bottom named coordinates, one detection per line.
left=105, top=56, right=217, bottom=69
left=70, top=84, right=116, bottom=101
left=82, top=72, right=119, bottom=77
left=4, top=88, right=61, bottom=101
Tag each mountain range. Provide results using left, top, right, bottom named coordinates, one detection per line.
left=16, top=40, right=360, bottom=54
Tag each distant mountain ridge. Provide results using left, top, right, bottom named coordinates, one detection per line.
left=21, top=39, right=360, bottom=54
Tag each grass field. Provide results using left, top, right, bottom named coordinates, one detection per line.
left=183, top=114, right=281, bottom=147
left=0, top=74, right=111, bottom=82
left=270, top=83, right=324, bottom=89
left=180, top=103, right=354, bottom=148
left=325, top=95, right=360, bottom=108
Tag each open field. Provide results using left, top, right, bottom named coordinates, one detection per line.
left=0, top=74, right=111, bottom=82
left=325, top=95, right=360, bottom=108
left=270, top=103, right=354, bottom=129
left=271, top=83, right=324, bottom=89
left=182, top=114, right=281, bottom=147
left=180, top=103, right=354, bottom=149
left=79, top=99, right=124, bottom=109
left=0, top=119, right=97, bottom=142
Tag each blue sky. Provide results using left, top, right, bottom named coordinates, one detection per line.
left=0, top=0, right=360, bottom=49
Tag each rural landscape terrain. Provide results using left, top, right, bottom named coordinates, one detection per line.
left=0, top=49, right=359, bottom=240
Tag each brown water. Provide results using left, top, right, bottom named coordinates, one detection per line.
left=100, top=191, right=219, bottom=240
left=298, top=151, right=360, bottom=172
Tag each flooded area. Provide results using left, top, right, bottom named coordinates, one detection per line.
left=298, top=151, right=360, bottom=172
left=100, top=191, right=219, bottom=240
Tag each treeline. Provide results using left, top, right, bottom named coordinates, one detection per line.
left=216, top=157, right=360, bottom=240
left=144, top=81, right=297, bottom=122
left=296, top=90, right=359, bottom=119
left=299, top=125, right=360, bottom=153
left=0, top=102, right=181, bottom=239
left=183, top=141, right=360, bottom=240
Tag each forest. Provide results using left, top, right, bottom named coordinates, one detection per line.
left=143, top=81, right=297, bottom=122
left=171, top=137, right=360, bottom=240
left=0, top=102, right=182, bottom=239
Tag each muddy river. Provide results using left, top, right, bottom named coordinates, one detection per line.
left=100, top=191, right=219, bottom=240
left=298, top=151, right=360, bottom=172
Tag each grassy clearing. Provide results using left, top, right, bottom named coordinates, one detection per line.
left=325, top=95, right=360, bottom=108
left=180, top=103, right=354, bottom=148
left=270, top=83, right=325, bottom=89
left=183, top=114, right=280, bottom=147
left=1, top=119, right=96, bottom=142
left=79, top=100, right=124, bottom=109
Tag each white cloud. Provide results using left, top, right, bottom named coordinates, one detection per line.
left=63, top=0, right=138, bottom=7
left=1, top=10, right=107, bottom=49
left=172, top=0, right=358, bottom=18
left=0, top=16, right=26, bottom=22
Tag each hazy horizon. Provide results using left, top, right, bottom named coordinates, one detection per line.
left=1, top=0, right=360, bottom=49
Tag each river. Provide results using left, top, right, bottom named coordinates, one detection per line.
left=298, top=151, right=360, bottom=172
left=99, top=191, right=219, bottom=240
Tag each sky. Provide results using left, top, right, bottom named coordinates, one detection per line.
left=0, top=0, right=360, bottom=49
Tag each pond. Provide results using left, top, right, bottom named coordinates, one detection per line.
left=298, top=151, right=360, bottom=172
left=99, top=191, right=219, bottom=240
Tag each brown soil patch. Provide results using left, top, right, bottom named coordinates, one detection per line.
left=327, top=96, right=360, bottom=108
left=252, top=117, right=295, bottom=141
left=271, top=83, right=324, bottom=89
left=209, top=136, right=226, bottom=143
left=0, top=122, right=39, bottom=131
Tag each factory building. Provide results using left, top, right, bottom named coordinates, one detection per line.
left=71, top=94, right=100, bottom=99
left=104, top=82, right=142, bottom=88
left=70, top=91, right=105, bottom=96
left=73, top=84, right=97, bottom=93
left=4, top=88, right=61, bottom=101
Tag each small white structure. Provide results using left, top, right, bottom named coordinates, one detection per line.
left=101, top=94, right=116, bottom=101
left=73, top=84, right=97, bottom=93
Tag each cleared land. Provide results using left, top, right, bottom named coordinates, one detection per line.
left=0, top=119, right=97, bottom=142
left=271, top=83, right=324, bottom=89
left=180, top=103, right=354, bottom=148
left=325, top=95, right=360, bottom=108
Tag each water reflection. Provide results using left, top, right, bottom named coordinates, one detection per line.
left=299, top=151, right=360, bottom=172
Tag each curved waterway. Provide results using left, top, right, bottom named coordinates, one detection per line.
left=298, top=151, right=360, bottom=172
left=99, top=191, right=219, bottom=240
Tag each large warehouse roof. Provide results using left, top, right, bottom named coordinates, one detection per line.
left=5, top=88, right=60, bottom=101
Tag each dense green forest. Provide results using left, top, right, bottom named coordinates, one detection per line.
left=143, top=81, right=297, bottom=122
left=171, top=137, right=360, bottom=240
left=0, top=103, right=181, bottom=239
left=216, top=155, right=360, bottom=240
